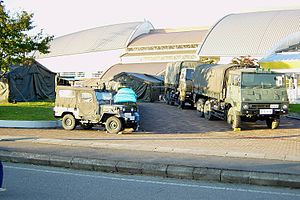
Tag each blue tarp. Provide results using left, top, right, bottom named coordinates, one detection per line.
left=114, top=88, right=137, bottom=103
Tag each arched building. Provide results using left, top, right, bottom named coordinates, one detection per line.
left=36, top=21, right=208, bottom=81
left=198, top=9, right=300, bottom=64
left=36, top=21, right=154, bottom=79
left=101, top=28, right=208, bottom=80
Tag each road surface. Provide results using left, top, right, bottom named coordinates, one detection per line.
left=1, top=162, right=299, bottom=200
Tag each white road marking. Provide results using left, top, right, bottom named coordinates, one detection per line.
left=5, top=165, right=300, bottom=197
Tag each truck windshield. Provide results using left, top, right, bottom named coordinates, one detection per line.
left=95, top=92, right=113, bottom=104
left=241, top=73, right=285, bottom=89
left=186, top=69, right=194, bottom=81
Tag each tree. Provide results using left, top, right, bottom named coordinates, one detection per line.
left=0, top=1, right=53, bottom=72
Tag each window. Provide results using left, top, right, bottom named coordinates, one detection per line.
left=81, top=92, right=93, bottom=102
left=58, top=90, right=75, bottom=98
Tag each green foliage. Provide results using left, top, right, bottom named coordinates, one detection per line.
left=0, top=1, right=53, bottom=72
left=0, top=101, right=56, bottom=120
left=289, top=104, right=300, bottom=114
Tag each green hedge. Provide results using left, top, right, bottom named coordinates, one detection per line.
left=289, top=104, right=300, bottom=114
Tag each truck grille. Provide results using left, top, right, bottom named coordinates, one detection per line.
left=249, top=104, right=270, bottom=109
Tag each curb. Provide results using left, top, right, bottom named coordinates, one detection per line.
left=0, top=150, right=299, bottom=188
left=0, top=120, right=61, bottom=129
left=287, top=114, right=300, bottom=120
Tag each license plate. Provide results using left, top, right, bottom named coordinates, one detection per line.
left=259, top=109, right=273, bottom=115
left=270, top=104, right=279, bottom=108
left=124, top=113, right=135, bottom=120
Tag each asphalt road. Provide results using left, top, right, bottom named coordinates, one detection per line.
left=1, top=162, right=299, bottom=200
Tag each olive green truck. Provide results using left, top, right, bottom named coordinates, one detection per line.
left=165, top=62, right=289, bottom=129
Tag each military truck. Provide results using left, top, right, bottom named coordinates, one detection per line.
left=192, top=64, right=289, bottom=129
left=53, top=86, right=139, bottom=133
left=164, top=61, right=201, bottom=108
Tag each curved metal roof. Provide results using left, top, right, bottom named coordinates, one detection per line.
left=128, top=29, right=208, bottom=47
left=37, top=21, right=154, bottom=59
left=198, top=9, right=300, bottom=57
left=101, top=62, right=167, bottom=80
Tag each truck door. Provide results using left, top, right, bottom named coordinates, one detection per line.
left=227, top=74, right=241, bottom=102
left=78, top=91, right=98, bottom=120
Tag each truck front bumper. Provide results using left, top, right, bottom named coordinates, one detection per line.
left=241, top=109, right=288, bottom=116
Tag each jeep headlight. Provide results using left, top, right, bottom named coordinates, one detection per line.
left=243, top=104, right=249, bottom=110
left=122, top=107, right=126, bottom=112
left=282, top=104, right=288, bottom=110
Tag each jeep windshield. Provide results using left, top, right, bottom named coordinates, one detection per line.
left=241, top=73, right=285, bottom=89
left=95, top=92, right=113, bottom=104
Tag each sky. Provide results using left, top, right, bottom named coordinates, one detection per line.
left=4, top=0, right=300, bottom=37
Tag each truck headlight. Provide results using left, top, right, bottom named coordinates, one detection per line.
left=122, top=107, right=126, bottom=112
left=243, top=104, right=249, bottom=110
left=282, top=104, right=288, bottom=110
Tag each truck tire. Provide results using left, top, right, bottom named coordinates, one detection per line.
left=204, top=101, right=213, bottom=120
left=166, top=92, right=170, bottom=105
left=105, top=116, right=123, bottom=134
left=80, top=123, right=93, bottom=130
left=232, top=112, right=241, bottom=129
left=227, top=107, right=241, bottom=129
left=179, top=100, right=185, bottom=109
left=62, top=114, right=76, bottom=130
left=196, top=99, right=205, bottom=117
left=266, top=118, right=280, bottom=129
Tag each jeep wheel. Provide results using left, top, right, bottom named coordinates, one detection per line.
left=80, top=123, right=93, bottom=130
left=132, top=123, right=139, bottom=131
left=105, top=116, right=123, bottom=134
left=266, top=118, right=280, bottom=129
left=62, top=114, right=76, bottom=130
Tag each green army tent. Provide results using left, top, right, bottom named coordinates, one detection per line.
left=109, top=72, right=164, bottom=102
left=6, top=61, right=56, bottom=102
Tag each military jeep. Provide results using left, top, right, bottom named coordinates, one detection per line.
left=53, top=86, right=139, bottom=134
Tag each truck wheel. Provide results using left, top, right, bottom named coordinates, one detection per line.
left=80, top=123, right=93, bottom=130
left=227, top=107, right=241, bottom=129
left=62, top=114, right=76, bottom=130
left=266, top=118, right=280, bottom=129
left=232, top=112, right=241, bottom=129
left=204, top=101, right=213, bottom=120
left=196, top=99, right=205, bottom=117
left=166, top=92, right=170, bottom=105
left=105, top=116, right=123, bottom=134
left=179, top=100, right=185, bottom=109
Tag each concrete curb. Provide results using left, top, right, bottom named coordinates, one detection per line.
left=0, top=120, right=61, bottom=129
left=0, top=150, right=299, bottom=188
left=287, top=114, right=300, bottom=120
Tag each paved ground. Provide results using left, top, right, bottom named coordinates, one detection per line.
left=0, top=103, right=300, bottom=161
left=139, top=102, right=300, bottom=133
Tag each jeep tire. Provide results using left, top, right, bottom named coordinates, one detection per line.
left=105, top=116, right=123, bottom=134
left=62, top=114, right=76, bottom=130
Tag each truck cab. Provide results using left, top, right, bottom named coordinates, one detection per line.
left=54, top=86, right=139, bottom=133
left=226, top=68, right=289, bottom=129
